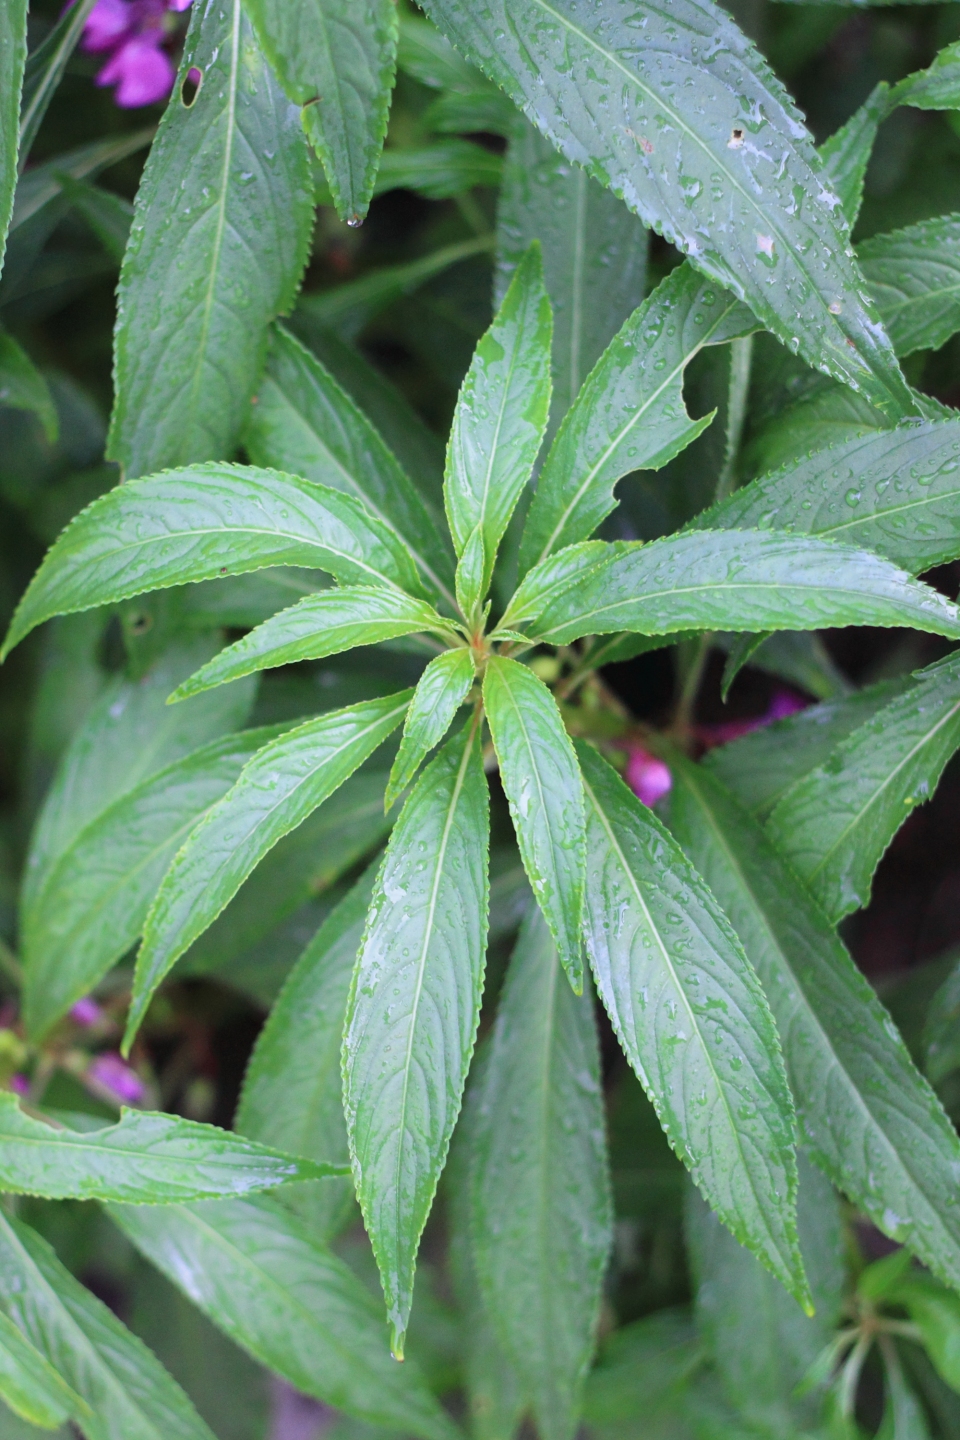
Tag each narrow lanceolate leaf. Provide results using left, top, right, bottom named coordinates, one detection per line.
left=0, top=1304, right=88, bottom=1429
left=669, top=757, right=960, bottom=1293
left=22, top=728, right=275, bottom=1041
left=444, top=244, right=552, bottom=601
left=0, top=332, right=57, bottom=442
left=577, top=743, right=806, bottom=1305
left=819, top=84, right=889, bottom=228
left=419, top=0, right=917, bottom=418
left=519, top=264, right=757, bottom=576
left=343, top=721, right=489, bottom=1356
left=767, top=653, right=960, bottom=924
left=470, top=909, right=612, bottom=1440
left=127, top=691, right=412, bottom=1049
left=0, top=1212, right=217, bottom=1440
left=386, top=647, right=476, bottom=809
left=108, top=0, right=313, bottom=477
left=695, top=421, right=960, bottom=577
left=171, top=589, right=455, bottom=701
left=110, top=1198, right=457, bottom=1440
left=242, top=0, right=398, bottom=224
left=237, top=865, right=378, bottom=1242
left=859, top=217, right=960, bottom=359
left=0, top=0, right=26, bottom=278
left=496, top=119, right=648, bottom=427
left=499, top=533, right=960, bottom=647
left=483, top=656, right=586, bottom=990
left=2, top=464, right=426, bottom=658
left=0, top=1094, right=340, bottom=1202
left=245, top=325, right=455, bottom=608
left=891, top=39, right=960, bottom=112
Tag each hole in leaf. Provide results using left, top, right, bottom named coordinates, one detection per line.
left=729, top=127, right=744, bottom=148
left=128, top=612, right=152, bottom=635
left=181, top=67, right=203, bottom=107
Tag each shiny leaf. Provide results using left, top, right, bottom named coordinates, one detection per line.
left=819, top=83, right=889, bottom=228
left=0, top=333, right=57, bottom=443
left=860, top=216, right=960, bottom=359
left=386, top=646, right=477, bottom=809
left=0, top=1305, right=88, bottom=1430
left=0, top=0, right=26, bottom=277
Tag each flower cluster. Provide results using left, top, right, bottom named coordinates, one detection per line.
left=82, top=0, right=191, bottom=109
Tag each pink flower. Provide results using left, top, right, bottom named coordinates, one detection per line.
left=9, top=1075, right=29, bottom=1097
left=70, top=996, right=105, bottom=1028
left=626, top=746, right=673, bottom=808
left=697, top=686, right=808, bottom=750
left=82, top=0, right=190, bottom=108
left=88, top=1052, right=145, bottom=1105
left=97, top=35, right=175, bottom=107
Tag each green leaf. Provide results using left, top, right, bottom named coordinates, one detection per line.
left=767, top=653, right=960, bottom=924
left=0, top=334, right=57, bottom=444
left=469, top=909, right=611, bottom=1440
left=315, top=139, right=502, bottom=204
left=0, top=0, right=26, bottom=278
left=859, top=216, right=960, bottom=359
left=443, top=243, right=552, bottom=599
left=127, top=690, right=412, bottom=1048
left=483, top=655, right=585, bottom=989
left=243, top=0, right=398, bottom=224
left=668, top=756, right=960, bottom=1293
left=343, top=720, right=489, bottom=1356
left=3, top=463, right=428, bottom=658
left=17, top=0, right=97, bottom=162
left=819, top=84, right=889, bottom=227
left=891, top=40, right=960, bottom=113
left=923, top=962, right=960, bottom=1085
left=8, top=130, right=152, bottom=239
left=107, top=0, right=313, bottom=478
left=0, top=1094, right=340, bottom=1202
left=687, top=1156, right=843, bottom=1433
left=0, top=1308, right=88, bottom=1430
left=705, top=675, right=913, bottom=818
left=582, top=1309, right=702, bottom=1425
left=577, top=741, right=806, bottom=1304
left=496, top=119, right=648, bottom=427
left=501, top=532, right=960, bottom=647
left=518, top=265, right=757, bottom=576
left=878, top=1339, right=931, bottom=1440
left=237, top=864, right=378, bottom=1242
left=0, top=1211, right=217, bottom=1440
left=109, top=1198, right=458, bottom=1440
left=245, top=324, right=455, bottom=608
left=422, top=86, right=517, bottom=138
left=59, top=176, right=133, bottom=265
left=886, top=1274, right=960, bottom=1395
left=418, top=0, right=916, bottom=419
left=22, top=727, right=276, bottom=1041
left=695, top=420, right=960, bottom=577
left=171, top=588, right=455, bottom=701
left=386, top=647, right=476, bottom=809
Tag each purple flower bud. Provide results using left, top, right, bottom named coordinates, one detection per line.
left=88, top=1052, right=145, bottom=1105
left=625, top=746, right=672, bottom=808
left=70, top=996, right=105, bottom=1028
left=9, top=1075, right=29, bottom=1097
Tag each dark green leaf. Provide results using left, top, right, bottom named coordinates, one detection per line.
left=243, top=0, right=397, bottom=224
left=58, top=177, right=133, bottom=265
left=767, top=653, right=960, bottom=923
left=386, top=647, right=476, bottom=809
left=470, top=909, right=611, bottom=1440
left=878, top=1338, right=931, bottom=1440
left=343, top=720, right=489, bottom=1355
left=518, top=265, right=756, bottom=575
left=423, top=87, right=517, bottom=137
left=860, top=217, right=960, bottom=359
left=109, top=1198, right=458, bottom=1440
left=127, top=691, right=412, bottom=1047
left=245, top=324, right=455, bottom=607
left=582, top=1309, right=702, bottom=1425
left=923, top=961, right=960, bottom=1084
left=0, top=0, right=26, bottom=277
left=0, top=1212, right=217, bottom=1440
left=668, top=756, right=960, bottom=1293
left=3, top=463, right=428, bottom=657
left=501, top=533, right=960, bottom=647
left=8, top=130, right=152, bottom=238
left=314, top=139, right=502, bottom=204
left=886, top=1276, right=960, bottom=1401
left=418, top=0, right=916, bottom=418
left=819, top=83, right=889, bottom=227
left=17, top=0, right=97, bottom=162
left=577, top=742, right=806, bottom=1302
left=107, top=0, right=313, bottom=477
left=0, top=334, right=56, bottom=443
left=483, top=655, right=585, bottom=989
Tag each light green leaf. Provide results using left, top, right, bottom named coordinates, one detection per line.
left=502, top=531, right=960, bottom=647
left=107, top=0, right=313, bottom=477
left=245, top=324, right=455, bottom=608
left=668, top=756, right=960, bottom=1293
left=0, top=1094, right=340, bottom=1202
left=22, top=727, right=275, bottom=1041
left=237, top=865, right=378, bottom=1242
left=767, top=653, right=960, bottom=923
left=109, top=1198, right=458, bottom=1440
left=695, top=420, right=960, bottom=577
left=470, top=909, right=611, bottom=1440
left=885, top=1274, right=960, bottom=1396
left=444, top=243, right=552, bottom=598
left=422, top=86, right=516, bottom=137
left=386, top=647, right=476, bottom=809
left=859, top=216, right=960, bottom=359
left=518, top=264, right=757, bottom=575
left=171, top=588, right=455, bottom=701
left=0, top=0, right=26, bottom=278
left=243, top=0, right=397, bottom=224
left=0, top=334, right=56, bottom=443
left=343, top=720, right=489, bottom=1356
left=483, top=655, right=585, bottom=989
left=819, top=83, right=889, bottom=228
left=0, top=1212, right=217, bottom=1440
left=496, top=119, right=648, bottom=428
left=17, top=0, right=97, bottom=162
left=3, top=463, right=427, bottom=657
left=891, top=40, right=960, bottom=113
left=127, top=691, right=412, bottom=1048
left=0, top=1308, right=88, bottom=1430
left=418, top=0, right=916, bottom=418
left=577, top=742, right=806, bottom=1304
